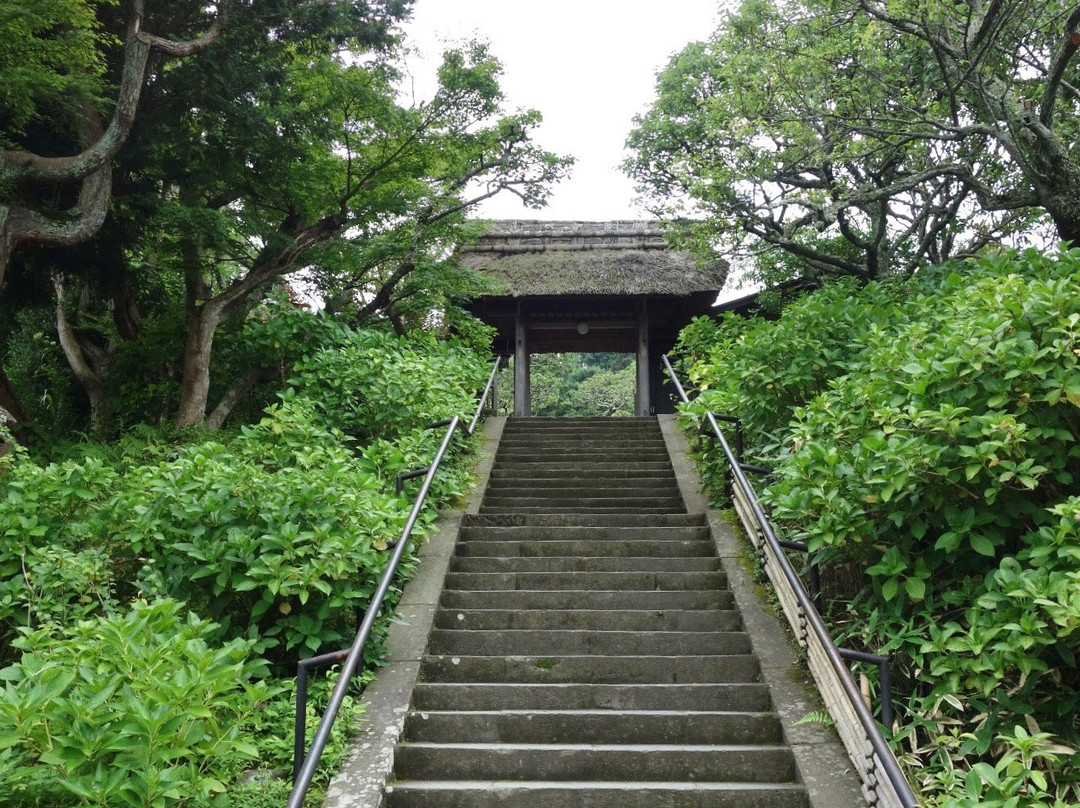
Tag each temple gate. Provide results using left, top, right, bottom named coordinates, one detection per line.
left=459, top=220, right=728, bottom=416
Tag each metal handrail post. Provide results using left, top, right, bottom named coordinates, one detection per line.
left=466, top=357, right=502, bottom=436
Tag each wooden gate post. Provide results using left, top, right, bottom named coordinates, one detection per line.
left=514, top=306, right=531, bottom=417
left=635, top=300, right=650, bottom=416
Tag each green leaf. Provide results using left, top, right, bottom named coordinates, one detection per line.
left=881, top=577, right=899, bottom=600
left=904, top=577, right=926, bottom=601
left=969, top=534, right=997, bottom=557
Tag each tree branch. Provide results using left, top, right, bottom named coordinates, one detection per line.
left=1039, top=4, right=1080, bottom=125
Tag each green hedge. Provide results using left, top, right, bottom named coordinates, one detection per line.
left=677, top=248, right=1080, bottom=805
left=0, top=321, right=490, bottom=806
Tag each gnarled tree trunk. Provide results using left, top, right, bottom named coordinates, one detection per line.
left=0, top=0, right=228, bottom=294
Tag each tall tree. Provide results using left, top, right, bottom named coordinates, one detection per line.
left=122, top=35, right=569, bottom=428
left=625, top=0, right=1071, bottom=286
left=0, top=0, right=227, bottom=290
left=0, top=0, right=228, bottom=434
left=852, top=0, right=1080, bottom=243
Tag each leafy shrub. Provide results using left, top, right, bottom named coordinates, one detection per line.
left=767, top=251, right=1078, bottom=610
left=0, top=451, right=120, bottom=656
left=677, top=247, right=1080, bottom=800
left=287, top=327, right=489, bottom=442
left=0, top=599, right=276, bottom=808
left=0, top=316, right=493, bottom=804
left=113, top=397, right=422, bottom=661
left=675, top=277, right=909, bottom=453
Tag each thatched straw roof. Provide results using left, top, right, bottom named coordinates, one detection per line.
left=458, top=220, right=728, bottom=298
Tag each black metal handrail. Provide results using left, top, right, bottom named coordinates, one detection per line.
left=286, top=356, right=502, bottom=808
left=662, top=355, right=917, bottom=808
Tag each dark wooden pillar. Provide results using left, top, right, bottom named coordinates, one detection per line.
left=514, top=306, right=531, bottom=417
left=635, top=300, right=651, bottom=416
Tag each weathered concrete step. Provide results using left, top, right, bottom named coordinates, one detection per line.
left=427, top=629, right=751, bottom=656
left=479, top=499, right=685, bottom=511
left=495, top=444, right=670, bottom=454
left=442, top=571, right=728, bottom=591
left=402, top=710, right=784, bottom=745
left=462, top=514, right=707, bottom=528
left=483, top=493, right=683, bottom=506
left=486, top=481, right=681, bottom=494
left=384, top=780, right=809, bottom=808
left=480, top=505, right=686, bottom=515
left=455, top=539, right=715, bottom=558
left=490, top=466, right=673, bottom=479
left=490, top=466, right=675, bottom=480
left=392, top=743, right=797, bottom=783
left=501, top=420, right=661, bottom=430
left=494, top=445, right=670, bottom=456
left=493, top=453, right=672, bottom=464
left=433, top=608, right=741, bottom=632
left=438, top=589, right=734, bottom=611
left=489, top=467, right=674, bottom=481
left=485, top=491, right=683, bottom=503
left=417, top=657, right=764, bottom=686
left=497, top=433, right=668, bottom=443
left=449, top=556, right=718, bottom=573
left=458, top=525, right=710, bottom=542
left=413, top=683, right=772, bottom=712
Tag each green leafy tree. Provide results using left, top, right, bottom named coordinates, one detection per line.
left=626, top=0, right=1077, bottom=287
left=4, top=0, right=569, bottom=436
left=0, top=0, right=227, bottom=289
left=120, top=35, right=569, bottom=429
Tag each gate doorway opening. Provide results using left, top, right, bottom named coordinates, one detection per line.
left=498, top=353, right=635, bottom=418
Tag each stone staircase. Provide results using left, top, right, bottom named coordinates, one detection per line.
left=379, top=417, right=810, bottom=808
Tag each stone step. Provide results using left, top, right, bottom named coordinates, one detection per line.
left=501, top=417, right=657, bottom=429
left=417, top=657, right=764, bottom=686
left=392, top=743, right=797, bottom=783
left=433, top=608, right=742, bottom=632
left=494, top=448, right=671, bottom=458
left=478, top=499, right=684, bottom=509
left=496, top=423, right=656, bottom=436
left=484, top=485, right=677, bottom=497
left=442, top=570, right=728, bottom=591
left=449, top=556, right=719, bottom=574
left=497, top=432, right=668, bottom=442
left=461, top=514, right=707, bottom=528
left=490, top=467, right=676, bottom=480
left=482, top=493, right=684, bottom=506
left=488, top=467, right=675, bottom=481
left=385, top=780, right=809, bottom=808
left=493, top=452, right=673, bottom=464
left=480, top=505, right=686, bottom=515
left=438, top=589, right=734, bottom=612
left=427, top=629, right=752, bottom=657
left=494, top=444, right=670, bottom=455
left=458, top=525, right=710, bottom=542
left=402, top=709, right=784, bottom=745
left=486, top=480, right=681, bottom=493
left=455, top=539, right=715, bottom=558
left=412, top=683, right=772, bottom=713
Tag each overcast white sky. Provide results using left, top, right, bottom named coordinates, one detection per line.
left=401, top=1, right=724, bottom=222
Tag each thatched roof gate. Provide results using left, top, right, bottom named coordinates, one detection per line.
left=460, top=220, right=727, bottom=416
